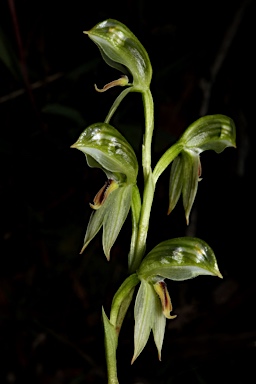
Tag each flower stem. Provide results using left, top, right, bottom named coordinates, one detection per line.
left=102, top=308, right=119, bottom=384
left=104, top=87, right=156, bottom=380
left=128, top=185, right=141, bottom=269
left=142, top=89, right=154, bottom=178
left=129, top=88, right=155, bottom=273
left=105, top=87, right=133, bottom=124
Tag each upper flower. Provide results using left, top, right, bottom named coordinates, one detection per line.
left=84, top=19, right=152, bottom=90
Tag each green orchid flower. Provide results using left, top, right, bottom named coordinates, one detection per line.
left=71, top=122, right=138, bottom=260
left=84, top=19, right=152, bottom=90
left=152, top=114, right=236, bottom=224
left=131, top=236, right=222, bottom=363
left=83, top=19, right=153, bottom=126
left=168, top=114, right=236, bottom=224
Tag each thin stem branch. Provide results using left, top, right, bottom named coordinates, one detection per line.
left=104, top=87, right=133, bottom=124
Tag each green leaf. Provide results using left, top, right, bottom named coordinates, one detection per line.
left=84, top=19, right=152, bottom=89
left=110, top=274, right=140, bottom=333
left=102, top=306, right=118, bottom=348
left=71, top=122, right=138, bottom=184
left=138, top=237, right=223, bottom=281
left=102, top=307, right=119, bottom=384
left=180, top=114, right=236, bottom=153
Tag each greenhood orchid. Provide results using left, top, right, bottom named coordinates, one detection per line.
left=168, top=114, right=236, bottom=224
left=84, top=19, right=152, bottom=90
left=152, top=114, right=236, bottom=224
left=131, top=236, right=222, bottom=363
left=71, top=122, right=138, bottom=260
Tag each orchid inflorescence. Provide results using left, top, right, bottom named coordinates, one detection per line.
left=71, top=19, right=236, bottom=384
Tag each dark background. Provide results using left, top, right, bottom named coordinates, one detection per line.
left=0, top=0, right=255, bottom=383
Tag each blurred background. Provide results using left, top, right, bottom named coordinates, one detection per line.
left=0, top=0, right=255, bottom=383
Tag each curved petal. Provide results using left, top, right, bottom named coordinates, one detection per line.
left=180, top=114, right=236, bottom=153
left=138, top=237, right=223, bottom=281
left=71, top=122, right=138, bottom=184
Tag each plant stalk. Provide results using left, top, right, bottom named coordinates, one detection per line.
left=129, top=88, right=155, bottom=273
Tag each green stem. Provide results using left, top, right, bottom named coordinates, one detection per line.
left=129, top=172, right=155, bottom=273
left=110, top=274, right=140, bottom=331
left=102, top=308, right=119, bottom=384
left=105, top=87, right=133, bottom=124
left=103, top=274, right=139, bottom=383
left=129, top=89, right=155, bottom=273
left=128, top=185, right=142, bottom=269
left=105, top=349, right=119, bottom=384
left=104, top=87, right=156, bottom=379
left=153, top=141, right=183, bottom=183
left=141, top=89, right=154, bottom=178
